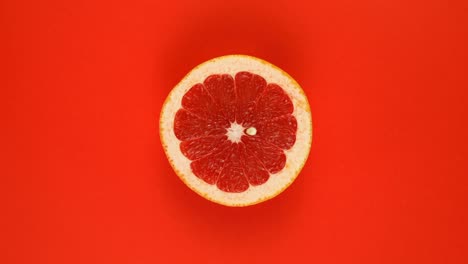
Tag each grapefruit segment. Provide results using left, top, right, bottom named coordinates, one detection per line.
left=174, top=109, right=226, bottom=141
left=242, top=136, right=286, bottom=174
left=240, top=144, right=270, bottom=186
left=180, top=135, right=229, bottom=160
left=253, top=83, right=294, bottom=123
left=217, top=144, right=249, bottom=193
left=255, top=115, right=297, bottom=150
left=182, top=83, right=229, bottom=127
left=190, top=146, right=230, bottom=185
left=203, top=74, right=237, bottom=123
left=235, top=71, right=267, bottom=124
left=160, top=55, right=312, bottom=206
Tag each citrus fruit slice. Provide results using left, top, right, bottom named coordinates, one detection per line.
left=160, top=55, right=312, bottom=206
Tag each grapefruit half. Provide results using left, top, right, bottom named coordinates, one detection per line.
left=160, top=55, right=312, bottom=206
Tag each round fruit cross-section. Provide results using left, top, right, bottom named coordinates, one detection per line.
left=160, top=55, right=312, bottom=206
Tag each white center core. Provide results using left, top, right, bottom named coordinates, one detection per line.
left=226, top=122, right=245, bottom=143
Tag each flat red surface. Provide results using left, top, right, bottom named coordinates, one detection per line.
left=2, top=0, right=468, bottom=263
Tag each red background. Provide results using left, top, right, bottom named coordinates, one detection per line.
left=2, top=0, right=468, bottom=263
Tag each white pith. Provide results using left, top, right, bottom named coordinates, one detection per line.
left=160, top=55, right=312, bottom=207
left=226, top=122, right=244, bottom=143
